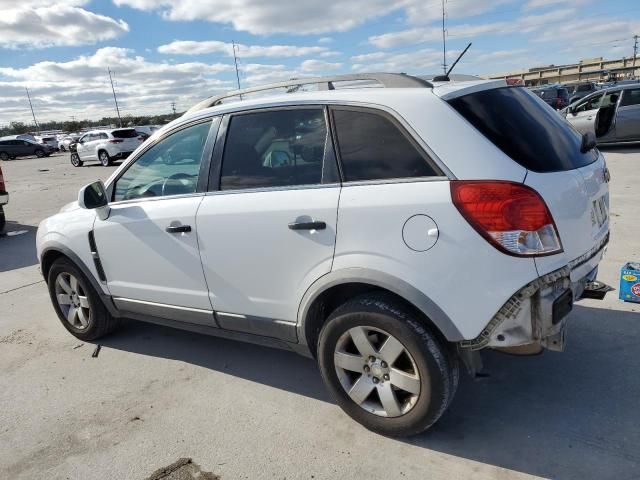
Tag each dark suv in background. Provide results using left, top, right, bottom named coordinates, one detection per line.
left=0, top=136, right=54, bottom=160
left=530, top=85, right=570, bottom=110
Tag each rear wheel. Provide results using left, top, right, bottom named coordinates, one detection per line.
left=35, top=149, right=45, bottom=158
left=99, top=150, right=111, bottom=167
left=47, top=258, right=120, bottom=341
left=0, top=206, right=5, bottom=232
left=60, top=145, right=66, bottom=152
left=0, top=152, right=8, bottom=161
left=318, top=293, right=458, bottom=437
left=70, top=152, right=83, bottom=167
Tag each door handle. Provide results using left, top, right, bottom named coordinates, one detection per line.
left=288, top=221, right=326, bottom=231
left=587, top=116, right=593, bottom=120
left=166, top=224, right=192, bottom=233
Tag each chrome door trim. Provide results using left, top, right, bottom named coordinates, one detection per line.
left=113, top=297, right=216, bottom=327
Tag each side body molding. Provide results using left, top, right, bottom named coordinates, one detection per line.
left=296, top=268, right=464, bottom=346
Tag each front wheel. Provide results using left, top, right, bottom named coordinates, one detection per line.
left=318, top=293, right=458, bottom=437
left=60, top=145, right=66, bottom=152
left=70, top=152, right=83, bottom=167
left=47, top=258, right=120, bottom=341
left=35, top=149, right=45, bottom=158
left=99, top=150, right=111, bottom=167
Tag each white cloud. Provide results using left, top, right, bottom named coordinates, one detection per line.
left=158, top=40, right=331, bottom=58
left=351, top=48, right=445, bottom=74
left=114, top=0, right=402, bottom=35
left=0, top=2, right=128, bottom=48
left=524, top=0, right=591, bottom=10
left=0, top=47, right=234, bottom=123
left=300, top=59, right=342, bottom=73
left=318, top=37, right=333, bottom=44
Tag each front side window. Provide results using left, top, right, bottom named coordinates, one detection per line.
left=574, top=93, right=604, bottom=112
left=220, top=108, right=330, bottom=190
left=113, top=120, right=211, bottom=202
left=332, top=108, right=439, bottom=181
left=620, top=89, right=640, bottom=107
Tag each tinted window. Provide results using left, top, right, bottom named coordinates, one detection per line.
left=577, top=84, right=593, bottom=92
left=557, top=88, right=569, bottom=99
left=0, top=141, right=8, bottom=146
left=574, top=92, right=604, bottom=112
left=112, top=129, right=138, bottom=139
left=332, top=109, right=439, bottom=181
left=620, top=89, right=640, bottom=107
left=220, top=108, right=330, bottom=190
left=448, top=86, right=597, bottom=172
left=114, top=121, right=211, bottom=201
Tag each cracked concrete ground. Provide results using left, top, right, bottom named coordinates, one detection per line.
left=1, top=150, right=639, bottom=479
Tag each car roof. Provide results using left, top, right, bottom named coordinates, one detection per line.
left=177, top=78, right=507, bottom=126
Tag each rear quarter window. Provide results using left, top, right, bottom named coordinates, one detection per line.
left=448, top=86, right=597, bottom=173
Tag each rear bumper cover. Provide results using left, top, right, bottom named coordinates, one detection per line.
left=461, top=235, right=609, bottom=352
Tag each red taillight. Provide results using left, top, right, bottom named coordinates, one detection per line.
left=555, top=97, right=563, bottom=108
left=0, top=167, right=5, bottom=193
left=108, top=139, right=123, bottom=144
left=451, top=180, right=563, bottom=256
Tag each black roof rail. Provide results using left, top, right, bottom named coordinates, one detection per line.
left=186, top=72, right=433, bottom=113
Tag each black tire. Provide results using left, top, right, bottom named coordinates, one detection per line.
left=60, top=145, right=66, bottom=152
left=99, top=150, right=111, bottom=166
left=70, top=152, right=83, bottom=167
left=0, top=206, right=5, bottom=232
left=0, top=152, right=8, bottom=161
left=318, top=293, right=458, bottom=437
left=35, top=149, right=45, bottom=158
left=47, top=258, right=120, bottom=341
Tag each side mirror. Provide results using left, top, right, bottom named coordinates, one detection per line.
left=580, top=131, right=597, bottom=154
left=78, top=181, right=110, bottom=219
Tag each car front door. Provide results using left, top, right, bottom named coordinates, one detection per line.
left=93, top=118, right=218, bottom=325
left=615, top=88, right=640, bottom=141
left=196, top=107, right=340, bottom=340
left=566, top=92, right=603, bottom=135
left=76, top=134, right=93, bottom=160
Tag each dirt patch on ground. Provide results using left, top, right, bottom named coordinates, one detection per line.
left=144, top=458, right=220, bottom=480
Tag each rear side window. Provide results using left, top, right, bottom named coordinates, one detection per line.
left=620, top=89, right=640, bottom=107
left=220, top=108, right=333, bottom=190
left=332, top=108, right=439, bottom=181
left=448, top=87, right=597, bottom=172
left=112, top=129, right=138, bottom=139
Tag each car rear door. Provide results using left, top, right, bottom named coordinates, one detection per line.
left=93, top=119, right=218, bottom=325
left=615, top=87, right=640, bottom=141
left=196, top=107, right=340, bottom=340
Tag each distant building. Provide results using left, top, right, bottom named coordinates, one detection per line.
left=487, top=56, right=639, bottom=86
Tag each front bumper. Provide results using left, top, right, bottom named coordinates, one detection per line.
left=0, top=193, right=8, bottom=206
left=461, top=240, right=610, bottom=353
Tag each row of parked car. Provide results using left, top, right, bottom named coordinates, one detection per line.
left=0, top=125, right=160, bottom=163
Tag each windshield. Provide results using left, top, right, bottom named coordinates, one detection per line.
left=448, top=86, right=598, bottom=173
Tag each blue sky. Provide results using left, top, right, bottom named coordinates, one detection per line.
left=0, top=0, right=638, bottom=123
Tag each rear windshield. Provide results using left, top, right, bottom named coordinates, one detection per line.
left=556, top=88, right=569, bottom=99
left=448, top=86, right=597, bottom=172
left=112, top=129, right=138, bottom=139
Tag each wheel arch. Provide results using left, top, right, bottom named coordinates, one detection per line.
left=297, top=268, right=463, bottom=357
left=40, top=245, right=120, bottom=318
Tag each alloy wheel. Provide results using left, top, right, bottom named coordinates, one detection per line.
left=334, top=326, right=421, bottom=417
left=70, top=153, right=81, bottom=167
left=100, top=152, right=109, bottom=166
left=54, top=272, right=91, bottom=330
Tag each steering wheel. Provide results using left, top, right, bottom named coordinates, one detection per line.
left=161, top=172, right=196, bottom=196
left=122, top=177, right=164, bottom=200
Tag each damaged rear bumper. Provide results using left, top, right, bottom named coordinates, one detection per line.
left=460, top=238, right=611, bottom=354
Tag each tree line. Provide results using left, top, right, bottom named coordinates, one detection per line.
left=0, top=112, right=184, bottom=137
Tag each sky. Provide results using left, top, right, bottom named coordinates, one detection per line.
left=0, top=0, right=638, bottom=124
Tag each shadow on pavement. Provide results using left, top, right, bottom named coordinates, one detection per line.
left=598, top=145, right=640, bottom=154
left=101, top=303, right=639, bottom=479
left=0, top=222, right=38, bottom=272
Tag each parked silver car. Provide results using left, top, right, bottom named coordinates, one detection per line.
left=562, top=84, right=640, bottom=144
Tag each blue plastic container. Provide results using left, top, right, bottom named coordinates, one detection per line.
left=619, top=262, right=640, bottom=303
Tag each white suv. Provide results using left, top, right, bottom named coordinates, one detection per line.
left=72, top=128, right=144, bottom=167
left=36, top=74, right=611, bottom=436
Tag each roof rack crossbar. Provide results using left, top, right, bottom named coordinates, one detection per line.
left=187, top=73, right=433, bottom=113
